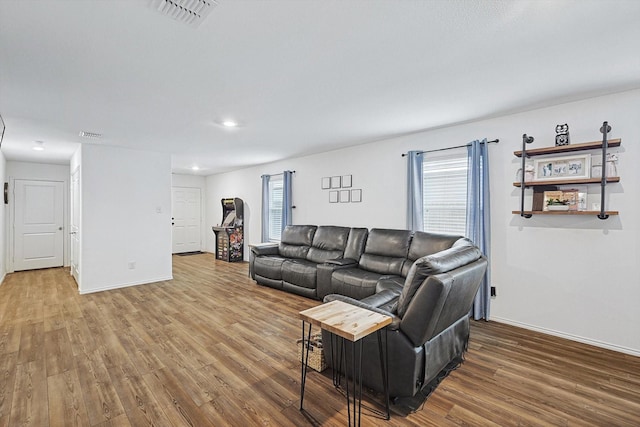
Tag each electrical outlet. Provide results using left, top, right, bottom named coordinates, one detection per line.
left=128, top=261, right=136, bottom=270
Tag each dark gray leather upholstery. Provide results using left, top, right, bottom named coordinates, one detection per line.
left=323, top=255, right=488, bottom=398
left=253, top=225, right=356, bottom=298
left=250, top=224, right=488, bottom=400
left=397, top=239, right=481, bottom=317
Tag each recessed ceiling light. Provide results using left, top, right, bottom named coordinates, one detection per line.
left=191, top=165, right=200, bottom=171
left=222, top=120, right=238, bottom=128
left=33, top=141, right=45, bottom=151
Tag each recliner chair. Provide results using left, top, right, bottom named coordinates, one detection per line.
left=322, top=242, right=488, bottom=400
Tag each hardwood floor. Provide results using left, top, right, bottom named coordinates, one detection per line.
left=1, top=253, right=638, bottom=426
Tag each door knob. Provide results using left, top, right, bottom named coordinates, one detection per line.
left=58, top=227, right=63, bottom=230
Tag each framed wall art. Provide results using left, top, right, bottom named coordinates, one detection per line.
left=330, top=176, right=341, bottom=189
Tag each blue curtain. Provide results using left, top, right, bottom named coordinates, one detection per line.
left=406, top=151, right=424, bottom=231
left=261, top=174, right=270, bottom=242
left=466, top=139, right=491, bottom=320
left=282, top=170, right=293, bottom=232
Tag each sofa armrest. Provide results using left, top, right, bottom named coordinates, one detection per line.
left=323, top=294, right=401, bottom=331
left=360, top=289, right=399, bottom=313
left=250, top=243, right=279, bottom=256
left=325, top=258, right=357, bottom=266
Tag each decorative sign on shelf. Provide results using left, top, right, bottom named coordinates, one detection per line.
left=555, top=123, right=570, bottom=146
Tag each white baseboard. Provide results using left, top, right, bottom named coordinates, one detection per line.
left=0, top=272, right=5, bottom=287
left=491, top=316, right=640, bottom=358
left=79, top=275, right=173, bottom=295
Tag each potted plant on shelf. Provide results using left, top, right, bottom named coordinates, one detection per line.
left=546, top=198, right=570, bottom=211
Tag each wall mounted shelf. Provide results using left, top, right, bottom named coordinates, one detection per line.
left=511, top=210, right=619, bottom=216
left=513, top=177, right=620, bottom=187
left=514, top=122, right=620, bottom=220
left=513, top=138, right=621, bottom=157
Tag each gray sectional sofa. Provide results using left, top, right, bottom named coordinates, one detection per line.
left=249, top=224, right=488, bottom=402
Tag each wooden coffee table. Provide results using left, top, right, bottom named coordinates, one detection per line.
left=299, top=300, right=392, bottom=426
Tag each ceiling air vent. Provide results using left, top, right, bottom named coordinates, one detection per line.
left=79, top=131, right=102, bottom=139
left=149, top=0, right=217, bottom=28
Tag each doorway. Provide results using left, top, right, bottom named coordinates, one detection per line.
left=171, top=187, right=202, bottom=254
left=13, top=179, right=65, bottom=271
left=70, top=168, right=80, bottom=283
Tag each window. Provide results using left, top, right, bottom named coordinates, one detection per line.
left=423, top=152, right=468, bottom=235
left=268, top=175, right=284, bottom=241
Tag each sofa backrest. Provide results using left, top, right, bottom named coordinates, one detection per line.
left=344, top=228, right=368, bottom=261
left=397, top=239, right=481, bottom=317
left=402, top=231, right=465, bottom=276
left=400, top=256, right=487, bottom=347
left=306, top=226, right=351, bottom=263
left=358, top=229, right=412, bottom=276
left=279, top=225, right=317, bottom=259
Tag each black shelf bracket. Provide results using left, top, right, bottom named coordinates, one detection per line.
left=520, top=133, right=535, bottom=218
left=598, top=121, right=611, bottom=220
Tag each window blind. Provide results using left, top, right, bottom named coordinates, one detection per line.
left=268, top=177, right=284, bottom=241
left=423, top=153, right=468, bottom=235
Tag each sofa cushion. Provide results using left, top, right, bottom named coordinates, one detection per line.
left=358, top=229, right=412, bottom=276
left=282, top=259, right=318, bottom=290
left=278, top=225, right=317, bottom=259
left=253, top=256, right=286, bottom=280
left=376, top=275, right=405, bottom=294
left=330, top=267, right=382, bottom=300
left=397, top=244, right=483, bottom=317
left=306, top=226, right=351, bottom=263
left=365, top=229, right=412, bottom=257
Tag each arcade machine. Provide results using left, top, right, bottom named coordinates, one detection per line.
left=211, top=198, right=244, bottom=262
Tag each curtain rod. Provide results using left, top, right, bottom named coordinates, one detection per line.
left=401, top=139, right=499, bottom=157
left=260, top=170, right=296, bottom=178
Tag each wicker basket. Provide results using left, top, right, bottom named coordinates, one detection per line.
left=297, top=333, right=327, bottom=372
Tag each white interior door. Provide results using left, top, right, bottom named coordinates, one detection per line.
left=70, top=168, right=80, bottom=283
left=172, top=187, right=201, bottom=253
left=13, top=179, right=64, bottom=271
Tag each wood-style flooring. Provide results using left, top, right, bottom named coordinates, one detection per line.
left=0, top=253, right=638, bottom=426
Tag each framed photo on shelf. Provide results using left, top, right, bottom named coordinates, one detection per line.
left=533, top=154, right=590, bottom=181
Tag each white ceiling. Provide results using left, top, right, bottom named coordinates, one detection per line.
left=1, top=0, right=640, bottom=175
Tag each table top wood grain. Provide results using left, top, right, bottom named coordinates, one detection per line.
left=299, top=300, right=392, bottom=342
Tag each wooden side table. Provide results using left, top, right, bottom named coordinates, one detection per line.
left=299, top=300, right=392, bottom=426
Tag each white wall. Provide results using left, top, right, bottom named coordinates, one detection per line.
left=172, top=173, right=207, bottom=252
left=0, top=150, right=6, bottom=284
left=5, top=161, right=70, bottom=269
left=205, top=88, right=640, bottom=356
left=78, top=144, right=172, bottom=293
